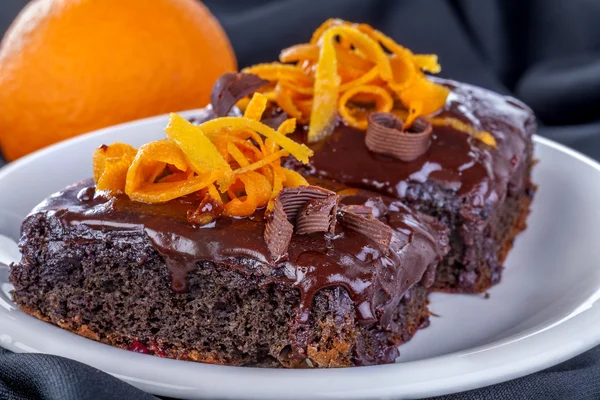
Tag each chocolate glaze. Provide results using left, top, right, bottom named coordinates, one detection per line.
left=285, top=78, right=536, bottom=211
left=29, top=181, right=447, bottom=341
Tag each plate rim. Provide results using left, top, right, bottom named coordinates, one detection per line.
left=1, top=112, right=600, bottom=399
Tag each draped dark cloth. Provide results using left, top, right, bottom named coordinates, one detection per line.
left=1, top=0, right=599, bottom=399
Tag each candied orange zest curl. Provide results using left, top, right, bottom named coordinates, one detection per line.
left=227, top=142, right=251, bottom=167
left=275, top=83, right=304, bottom=120
left=165, top=113, right=232, bottom=178
left=308, top=27, right=341, bottom=142
left=244, top=92, right=268, bottom=121
left=223, top=171, right=272, bottom=217
left=245, top=19, right=463, bottom=143
left=338, top=85, right=394, bottom=130
left=93, top=143, right=137, bottom=193
left=94, top=109, right=312, bottom=218
left=233, top=149, right=290, bottom=177
left=280, top=44, right=319, bottom=63
left=197, top=117, right=313, bottom=164
left=282, top=168, right=309, bottom=187
left=124, top=139, right=212, bottom=203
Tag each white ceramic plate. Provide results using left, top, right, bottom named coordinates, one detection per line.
left=1, top=111, right=600, bottom=400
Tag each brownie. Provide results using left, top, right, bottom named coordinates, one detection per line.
left=10, top=180, right=448, bottom=367
left=285, top=79, right=536, bottom=293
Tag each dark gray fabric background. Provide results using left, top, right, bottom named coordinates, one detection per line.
left=1, top=0, right=599, bottom=399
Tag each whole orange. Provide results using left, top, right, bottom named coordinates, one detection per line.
left=0, top=0, right=236, bottom=161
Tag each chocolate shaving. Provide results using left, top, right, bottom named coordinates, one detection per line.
left=339, top=204, right=373, bottom=218
left=296, top=196, right=338, bottom=235
left=264, top=200, right=294, bottom=261
left=210, top=72, right=270, bottom=117
left=264, top=186, right=338, bottom=260
left=338, top=205, right=393, bottom=249
left=365, top=112, right=432, bottom=162
left=277, top=186, right=338, bottom=231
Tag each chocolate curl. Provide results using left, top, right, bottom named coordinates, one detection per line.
left=339, top=204, right=373, bottom=218
left=277, top=186, right=338, bottom=231
left=338, top=205, right=393, bottom=249
left=295, top=195, right=338, bottom=235
left=264, top=186, right=338, bottom=260
left=210, top=73, right=270, bottom=117
left=264, top=200, right=294, bottom=261
left=365, top=112, right=432, bottom=162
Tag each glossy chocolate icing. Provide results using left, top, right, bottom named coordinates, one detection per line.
left=285, top=78, right=536, bottom=210
left=30, top=180, right=447, bottom=334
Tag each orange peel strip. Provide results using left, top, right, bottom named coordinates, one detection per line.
left=279, top=79, right=314, bottom=95
left=227, top=141, right=251, bottom=167
left=307, top=27, right=341, bottom=142
left=275, top=84, right=304, bottom=119
left=242, top=63, right=313, bottom=86
left=93, top=143, right=137, bottom=193
left=233, top=149, right=289, bottom=177
left=329, top=26, right=392, bottom=82
left=93, top=143, right=137, bottom=183
left=338, top=85, right=394, bottom=130
left=223, top=171, right=272, bottom=216
left=400, top=78, right=450, bottom=127
left=334, top=42, right=373, bottom=72
left=266, top=161, right=286, bottom=211
left=276, top=118, right=297, bottom=136
left=280, top=43, right=319, bottom=63
left=197, top=117, right=313, bottom=164
left=388, top=53, right=418, bottom=92
left=282, top=168, right=309, bottom=187
left=244, top=93, right=268, bottom=121
left=125, top=139, right=214, bottom=203
left=228, top=136, right=263, bottom=159
left=96, top=158, right=134, bottom=193
left=164, top=113, right=232, bottom=177
left=295, top=99, right=313, bottom=117
left=413, top=54, right=441, bottom=73
left=129, top=176, right=214, bottom=203
left=339, top=66, right=380, bottom=92
left=310, top=18, right=350, bottom=44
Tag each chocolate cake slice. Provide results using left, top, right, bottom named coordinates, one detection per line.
left=10, top=180, right=448, bottom=367
left=286, top=79, right=536, bottom=293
